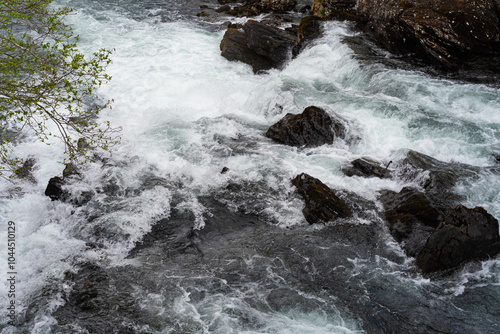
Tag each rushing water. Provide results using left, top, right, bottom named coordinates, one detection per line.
left=1, top=0, right=500, bottom=333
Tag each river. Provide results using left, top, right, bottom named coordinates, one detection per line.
left=1, top=0, right=500, bottom=333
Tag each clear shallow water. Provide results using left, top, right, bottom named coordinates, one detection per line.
left=1, top=0, right=500, bottom=333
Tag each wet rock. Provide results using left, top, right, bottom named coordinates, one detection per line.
left=342, top=158, right=391, bottom=179
left=395, top=150, right=469, bottom=212
left=62, top=162, right=80, bottom=178
left=292, top=172, right=352, bottom=224
left=45, top=176, right=66, bottom=201
left=44, top=164, right=93, bottom=205
left=293, top=15, right=324, bottom=57
left=227, top=0, right=297, bottom=17
left=416, top=205, right=500, bottom=274
left=356, top=0, right=500, bottom=69
left=381, top=187, right=443, bottom=257
left=266, top=106, right=345, bottom=147
left=14, top=157, right=36, bottom=182
left=216, top=4, right=231, bottom=12
left=220, top=20, right=296, bottom=73
left=311, top=0, right=357, bottom=20
left=383, top=188, right=442, bottom=230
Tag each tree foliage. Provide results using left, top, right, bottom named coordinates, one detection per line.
left=0, top=0, right=120, bottom=177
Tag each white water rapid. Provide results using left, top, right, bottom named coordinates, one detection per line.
left=1, top=1, right=500, bottom=333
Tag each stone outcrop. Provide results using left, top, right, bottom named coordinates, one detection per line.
left=355, top=0, right=500, bottom=69
left=292, top=173, right=352, bottom=223
left=416, top=205, right=500, bottom=273
left=220, top=20, right=296, bottom=73
left=266, top=106, right=345, bottom=147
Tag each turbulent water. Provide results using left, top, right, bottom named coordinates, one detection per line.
left=1, top=0, right=500, bottom=333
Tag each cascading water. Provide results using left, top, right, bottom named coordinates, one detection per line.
left=1, top=1, right=500, bottom=333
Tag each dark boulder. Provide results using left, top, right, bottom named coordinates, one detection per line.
left=292, top=173, right=352, bottom=224
left=416, top=205, right=500, bottom=273
left=355, top=0, right=500, bottom=69
left=380, top=187, right=443, bottom=257
left=384, top=187, right=442, bottom=230
left=266, top=106, right=345, bottom=147
left=311, top=0, right=357, bottom=20
left=293, top=15, right=324, bottom=57
left=395, top=150, right=471, bottom=212
left=227, top=0, right=297, bottom=17
left=220, top=20, right=296, bottom=73
left=45, top=176, right=66, bottom=201
left=216, top=4, right=231, bottom=12
left=342, top=158, right=391, bottom=179
left=44, top=163, right=93, bottom=205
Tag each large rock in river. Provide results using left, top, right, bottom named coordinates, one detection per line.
left=355, top=0, right=500, bottom=69
left=266, top=106, right=345, bottom=147
left=292, top=173, right=352, bottom=224
left=416, top=205, right=500, bottom=273
left=220, top=20, right=296, bottom=73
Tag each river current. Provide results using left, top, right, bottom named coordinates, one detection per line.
left=1, top=0, right=500, bottom=333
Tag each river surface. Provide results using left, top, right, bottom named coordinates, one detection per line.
left=1, top=1, right=500, bottom=333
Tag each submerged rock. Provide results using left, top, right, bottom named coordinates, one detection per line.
left=266, top=106, right=345, bottom=147
left=355, top=0, right=500, bottom=69
left=292, top=172, right=352, bottom=223
left=416, top=205, right=500, bottom=273
left=220, top=20, right=296, bottom=73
